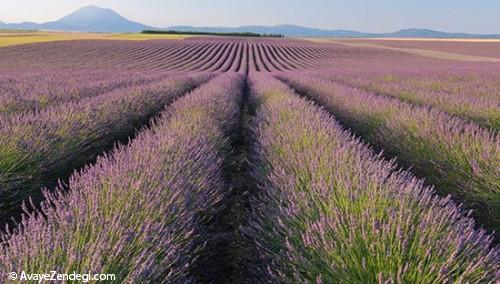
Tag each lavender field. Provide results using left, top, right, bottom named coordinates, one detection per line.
left=0, top=37, right=499, bottom=283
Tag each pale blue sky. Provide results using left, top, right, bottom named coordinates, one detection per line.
left=1, top=0, right=499, bottom=33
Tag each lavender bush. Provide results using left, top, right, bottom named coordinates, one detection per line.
left=315, top=70, right=499, bottom=130
left=0, top=71, right=164, bottom=116
left=0, top=73, right=211, bottom=225
left=278, top=73, right=500, bottom=236
left=0, top=73, right=244, bottom=283
left=246, top=74, right=499, bottom=283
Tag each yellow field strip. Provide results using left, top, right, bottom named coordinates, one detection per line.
left=0, top=31, right=191, bottom=48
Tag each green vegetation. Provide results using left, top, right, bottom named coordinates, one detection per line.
left=141, top=29, right=284, bottom=38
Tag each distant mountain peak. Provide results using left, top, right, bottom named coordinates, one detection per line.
left=19, top=5, right=153, bottom=32
left=70, top=5, right=120, bottom=16
left=79, top=5, right=109, bottom=10
left=57, top=5, right=126, bottom=24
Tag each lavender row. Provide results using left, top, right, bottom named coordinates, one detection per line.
left=341, top=70, right=500, bottom=99
left=0, top=71, right=166, bottom=116
left=278, top=73, right=500, bottom=236
left=0, top=73, right=211, bottom=225
left=0, top=73, right=244, bottom=282
left=315, top=70, right=499, bottom=131
left=245, top=74, right=499, bottom=283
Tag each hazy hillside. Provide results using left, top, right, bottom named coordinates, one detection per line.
left=168, top=25, right=500, bottom=38
left=1, top=6, right=499, bottom=38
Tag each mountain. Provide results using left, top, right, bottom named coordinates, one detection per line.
left=39, top=5, right=153, bottom=32
left=165, top=25, right=500, bottom=38
left=3, top=22, right=40, bottom=30
left=167, top=24, right=372, bottom=37
left=1, top=6, right=499, bottom=38
left=388, top=28, right=500, bottom=39
left=0, top=5, right=153, bottom=32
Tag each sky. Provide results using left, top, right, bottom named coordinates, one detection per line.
left=1, top=0, right=499, bottom=33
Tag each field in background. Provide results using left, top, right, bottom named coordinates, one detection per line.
left=0, top=37, right=352, bottom=72
left=310, top=37, right=500, bottom=62
left=3, top=30, right=500, bottom=59
left=0, top=30, right=191, bottom=47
